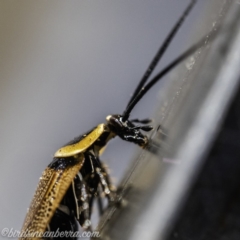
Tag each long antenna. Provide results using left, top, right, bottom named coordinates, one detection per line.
left=122, top=30, right=218, bottom=120
left=126, top=0, right=197, bottom=108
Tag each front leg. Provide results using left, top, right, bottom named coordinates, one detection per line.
left=88, top=152, right=115, bottom=202
left=88, top=152, right=116, bottom=203
left=96, top=162, right=116, bottom=203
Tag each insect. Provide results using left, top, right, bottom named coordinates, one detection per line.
left=20, top=0, right=211, bottom=238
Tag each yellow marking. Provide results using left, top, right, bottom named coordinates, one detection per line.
left=54, top=124, right=106, bottom=157
left=20, top=154, right=84, bottom=240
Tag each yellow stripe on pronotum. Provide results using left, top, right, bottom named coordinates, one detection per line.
left=54, top=124, right=106, bottom=158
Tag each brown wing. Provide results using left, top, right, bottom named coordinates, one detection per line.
left=20, top=154, right=84, bottom=239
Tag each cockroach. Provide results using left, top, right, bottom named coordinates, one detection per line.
left=20, top=0, right=212, bottom=239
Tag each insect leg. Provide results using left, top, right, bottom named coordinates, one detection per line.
left=130, top=118, right=152, bottom=124
left=75, top=173, right=92, bottom=230
left=88, top=153, right=116, bottom=202
left=99, top=163, right=116, bottom=192
left=96, top=163, right=116, bottom=203
left=97, top=186, right=104, bottom=215
left=129, top=125, right=153, bottom=132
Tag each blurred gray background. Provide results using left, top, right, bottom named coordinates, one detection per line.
left=0, top=0, right=208, bottom=237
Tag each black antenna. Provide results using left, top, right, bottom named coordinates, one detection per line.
left=122, top=30, right=218, bottom=121
left=126, top=0, right=197, bottom=108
